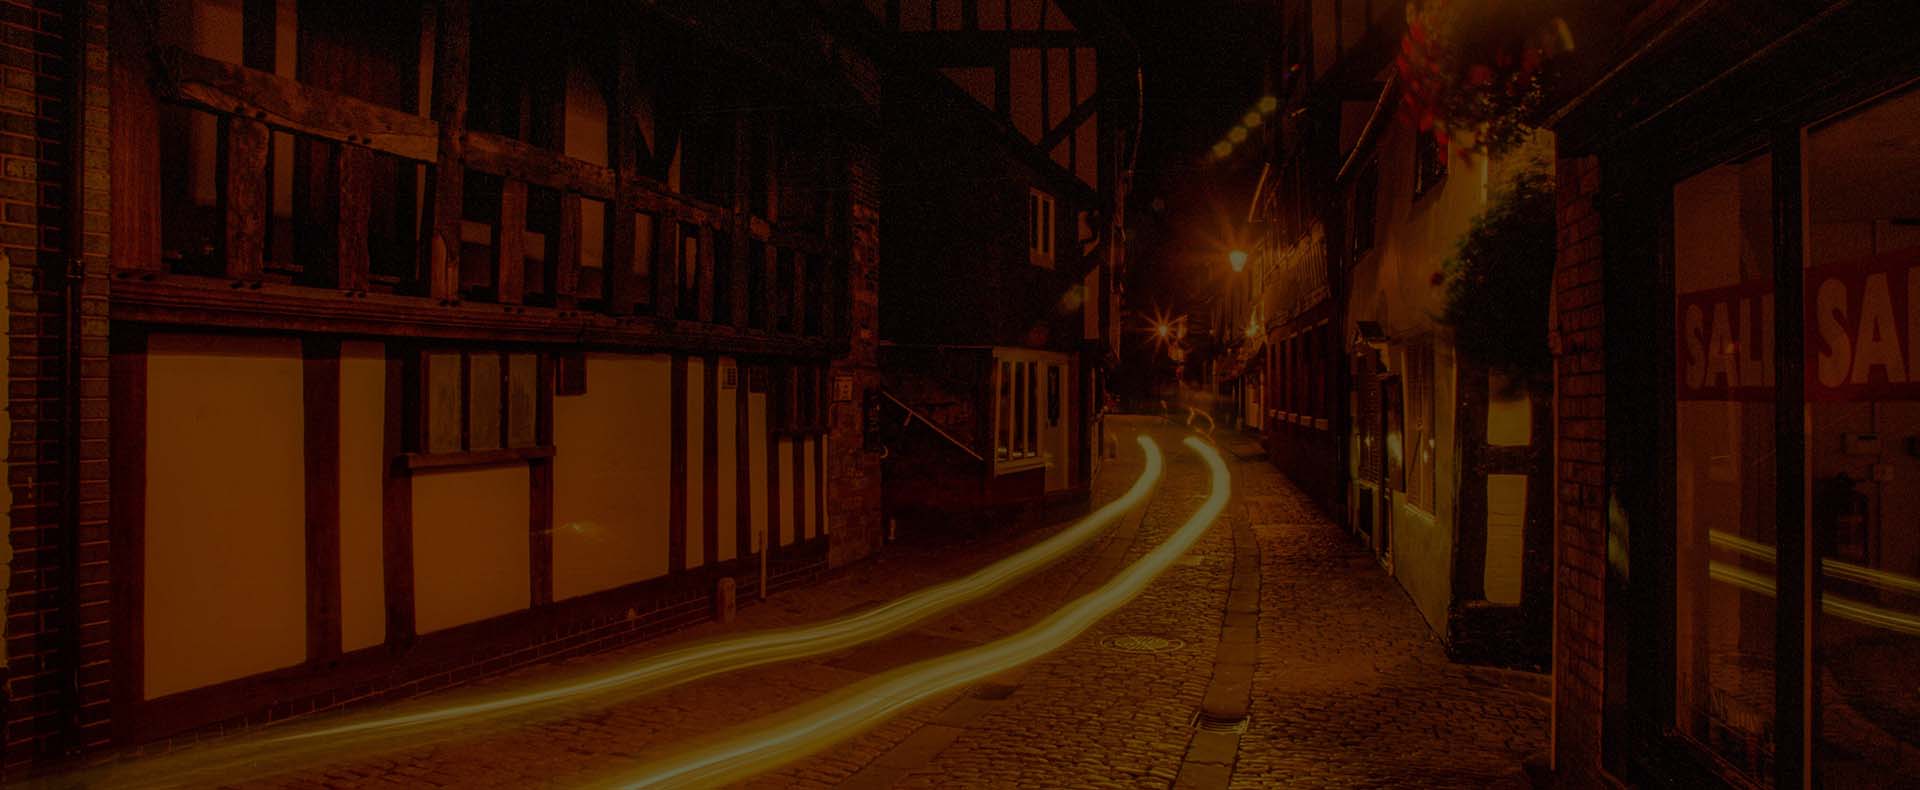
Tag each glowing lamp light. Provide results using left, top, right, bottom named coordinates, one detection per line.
left=1155, top=323, right=1171, bottom=339
left=1211, top=140, right=1233, bottom=158
left=1243, top=111, right=1263, bottom=128
left=1228, top=249, right=1248, bottom=272
left=1257, top=95, right=1279, bottom=113
left=1227, top=126, right=1248, bottom=143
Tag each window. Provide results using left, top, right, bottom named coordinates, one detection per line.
left=420, top=350, right=543, bottom=456
left=1802, top=82, right=1920, bottom=786
left=1414, top=129, right=1448, bottom=198
left=1672, top=150, right=1776, bottom=781
left=772, top=363, right=827, bottom=433
left=1029, top=188, right=1056, bottom=268
left=1404, top=336, right=1435, bottom=512
left=678, top=223, right=702, bottom=320
left=993, top=353, right=1046, bottom=469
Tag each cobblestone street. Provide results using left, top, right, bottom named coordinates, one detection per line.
left=149, top=416, right=1546, bottom=789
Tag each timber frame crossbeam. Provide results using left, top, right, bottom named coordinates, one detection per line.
left=116, top=0, right=853, bottom=357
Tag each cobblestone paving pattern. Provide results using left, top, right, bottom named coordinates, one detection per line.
left=208, top=416, right=1546, bottom=789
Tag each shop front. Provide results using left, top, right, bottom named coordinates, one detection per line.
left=1552, top=2, right=1920, bottom=786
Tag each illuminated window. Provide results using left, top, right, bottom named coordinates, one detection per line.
left=1403, top=336, right=1435, bottom=513
left=1029, top=188, right=1056, bottom=268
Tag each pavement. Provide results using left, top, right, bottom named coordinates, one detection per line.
left=175, top=415, right=1549, bottom=788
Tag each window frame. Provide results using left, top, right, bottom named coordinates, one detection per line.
left=403, top=347, right=554, bottom=470
left=1028, top=188, right=1056, bottom=268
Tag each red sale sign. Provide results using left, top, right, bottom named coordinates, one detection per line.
left=1678, top=247, right=1920, bottom=402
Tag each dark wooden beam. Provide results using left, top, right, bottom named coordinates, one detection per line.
left=555, top=193, right=583, bottom=308
left=531, top=354, right=556, bottom=607
left=222, top=116, right=271, bottom=281
left=464, top=132, right=617, bottom=200
left=735, top=361, right=753, bottom=563
left=383, top=345, right=417, bottom=647
left=108, top=330, right=149, bottom=739
left=669, top=355, right=689, bottom=573
left=110, top=276, right=843, bottom=358
left=495, top=178, right=527, bottom=304
left=303, top=337, right=344, bottom=662
left=425, top=0, right=470, bottom=303
left=161, top=47, right=439, bottom=162
left=703, top=355, right=720, bottom=565
left=334, top=145, right=373, bottom=291
left=608, top=24, right=643, bottom=316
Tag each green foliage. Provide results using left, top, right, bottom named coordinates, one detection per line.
left=1438, top=167, right=1556, bottom=379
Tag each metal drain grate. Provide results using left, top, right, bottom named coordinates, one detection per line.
left=1191, top=710, right=1250, bottom=734
left=1101, top=635, right=1185, bottom=654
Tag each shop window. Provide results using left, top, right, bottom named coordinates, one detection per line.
left=1404, top=336, right=1435, bottom=512
left=421, top=350, right=542, bottom=455
left=1672, top=149, right=1776, bottom=781
left=1029, top=189, right=1056, bottom=268
left=1803, top=81, right=1920, bottom=786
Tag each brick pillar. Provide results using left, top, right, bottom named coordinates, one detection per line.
left=1551, top=153, right=1607, bottom=785
left=826, top=47, right=882, bottom=569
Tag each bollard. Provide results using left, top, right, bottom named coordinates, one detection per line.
left=714, top=577, right=737, bottom=624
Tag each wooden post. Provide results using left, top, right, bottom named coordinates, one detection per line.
left=656, top=210, right=681, bottom=321
left=335, top=144, right=373, bottom=291
left=496, top=178, right=527, bottom=304
left=222, top=116, right=271, bottom=280
left=698, top=224, right=715, bottom=323
left=556, top=193, right=582, bottom=308
left=731, top=113, right=751, bottom=329
left=607, top=24, right=642, bottom=315
left=426, top=0, right=470, bottom=302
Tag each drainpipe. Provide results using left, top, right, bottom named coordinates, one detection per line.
left=57, top=0, right=94, bottom=756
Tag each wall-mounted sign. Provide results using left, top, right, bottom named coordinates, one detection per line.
left=834, top=374, right=854, bottom=402
left=722, top=364, right=739, bottom=390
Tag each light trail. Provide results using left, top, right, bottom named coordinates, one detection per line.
left=595, top=436, right=1232, bottom=789
left=1711, top=528, right=1920, bottom=597
left=1709, top=560, right=1920, bottom=637
left=47, top=437, right=1165, bottom=790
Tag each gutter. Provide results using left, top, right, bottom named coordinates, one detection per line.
left=58, top=0, right=94, bottom=756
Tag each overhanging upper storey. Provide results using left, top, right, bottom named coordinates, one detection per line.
left=850, top=0, right=1134, bottom=194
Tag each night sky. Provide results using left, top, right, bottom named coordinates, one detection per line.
left=1107, top=0, right=1279, bottom=395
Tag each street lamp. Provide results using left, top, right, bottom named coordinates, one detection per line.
left=1228, top=249, right=1248, bottom=272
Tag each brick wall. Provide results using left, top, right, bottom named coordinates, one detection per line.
left=3, top=0, right=112, bottom=771
left=1551, top=153, right=1607, bottom=786
left=827, top=45, right=883, bottom=569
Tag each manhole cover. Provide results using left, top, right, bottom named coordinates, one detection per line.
left=1102, top=635, right=1184, bottom=654
left=1191, top=710, right=1250, bottom=733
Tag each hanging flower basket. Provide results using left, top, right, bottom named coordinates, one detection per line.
left=1395, top=0, right=1574, bottom=159
left=1437, top=166, right=1556, bottom=380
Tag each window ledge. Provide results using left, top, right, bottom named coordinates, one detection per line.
left=993, top=457, right=1048, bottom=476
left=403, top=446, right=555, bottom=471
